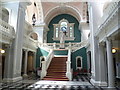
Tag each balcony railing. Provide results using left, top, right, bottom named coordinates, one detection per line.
left=24, top=21, right=33, bottom=35
left=98, top=1, right=119, bottom=30
left=0, top=18, right=15, bottom=43
left=39, top=40, right=88, bottom=52
left=23, top=35, right=37, bottom=51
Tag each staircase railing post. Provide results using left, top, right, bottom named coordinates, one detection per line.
left=41, top=61, right=47, bottom=79
left=53, top=42, right=56, bottom=49
left=66, top=49, right=72, bottom=80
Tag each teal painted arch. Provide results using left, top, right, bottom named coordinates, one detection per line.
left=47, top=14, right=81, bottom=43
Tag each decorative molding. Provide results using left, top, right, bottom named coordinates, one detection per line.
left=38, top=40, right=88, bottom=52
left=95, top=2, right=119, bottom=43
left=3, top=76, right=22, bottom=82
left=23, top=35, right=37, bottom=52
left=0, top=18, right=15, bottom=44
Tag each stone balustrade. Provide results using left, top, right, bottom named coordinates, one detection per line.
left=98, top=1, right=119, bottom=30
left=23, top=35, right=37, bottom=52
left=39, top=40, right=88, bottom=52
left=0, top=18, right=15, bottom=43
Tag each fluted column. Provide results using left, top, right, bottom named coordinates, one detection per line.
left=106, top=38, right=115, bottom=87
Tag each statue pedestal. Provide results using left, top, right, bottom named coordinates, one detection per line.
left=60, top=32, right=65, bottom=48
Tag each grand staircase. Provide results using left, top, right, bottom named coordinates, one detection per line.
left=43, top=57, right=69, bottom=81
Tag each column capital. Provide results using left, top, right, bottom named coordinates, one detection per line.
left=24, top=49, right=28, bottom=52
left=105, top=37, right=112, bottom=42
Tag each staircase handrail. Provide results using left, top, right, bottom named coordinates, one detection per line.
left=41, top=49, right=54, bottom=79
left=46, top=49, right=54, bottom=69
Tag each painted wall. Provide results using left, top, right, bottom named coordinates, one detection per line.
left=47, top=14, right=81, bottom=43
left=71, top=47, right=87, bottom=71
left=36, top=48, right=49, bottom=68
left=54, top=50, right=68, bottom=55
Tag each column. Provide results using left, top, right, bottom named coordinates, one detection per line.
left=23, top=50, right=28, bottom=77
left=0, top=53, right=2, bottom=81
left=106, top=38, right=115, bottom=87
left=3, top=2, right=30, bottom=82
left=33, top=52, right=36, bottom=71
left=98, top=42, right=107, bottom=86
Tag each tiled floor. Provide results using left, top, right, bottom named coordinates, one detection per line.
left=0, top=74, right=120, bottom=90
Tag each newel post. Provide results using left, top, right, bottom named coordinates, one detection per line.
left=66, top=49, right=72, bottom=80
left=41, top=61, right=47, bottom=79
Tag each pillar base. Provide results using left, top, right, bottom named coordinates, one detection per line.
left=23, top=74, right=28, bottom=80
left=23, top=74, right=28, bottom=77
left=90, top=78, right=107, bottom=86
left=66, top=72, right=72, bottom=81
left=3, top=76, right=22, bottom=82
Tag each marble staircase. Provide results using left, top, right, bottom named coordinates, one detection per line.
left=43, top=57, right=69, bottom=81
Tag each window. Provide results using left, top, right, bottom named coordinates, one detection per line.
left=1, top=8, right=9, bottom=23
left=53, top=19, right=75, bottom=41
left=76, top=56, right=82, bottom=70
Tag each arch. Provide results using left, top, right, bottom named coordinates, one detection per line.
left=30, top=32, right=38, bottom=40
left=44, top=5, right=82, bottom=25
left=2, top=8, right=9, bottom=23
left=29, top=31, right=39, bottom=40
left=76, top=56, right=83, bottom=70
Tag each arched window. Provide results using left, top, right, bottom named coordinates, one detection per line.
left=76, top=56, right=82, bottom=70
left=1, top=8, right=9, bottom=23
left=30, top=32, right=38, bottom=40
left=53, top=19, right=75, bottom=40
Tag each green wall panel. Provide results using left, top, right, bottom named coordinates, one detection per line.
left=47, top=14, right=81, bottom=43
left=36, top=48, right=49, bottom=68
left=54, top=50, right=68, bottom=55
left=71, top=47, right=87, bottom=71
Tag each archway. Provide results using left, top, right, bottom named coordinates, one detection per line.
left=44, top=5, right=82, bottom=26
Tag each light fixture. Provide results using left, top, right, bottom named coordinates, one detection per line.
left=0, top=49, right=5, bottom=54
left=112, top=48, right=116, bottom=54
left=32, top=13, right=36, bottom=26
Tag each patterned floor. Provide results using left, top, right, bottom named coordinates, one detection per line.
left=0, top=74, right=120, bottom=90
